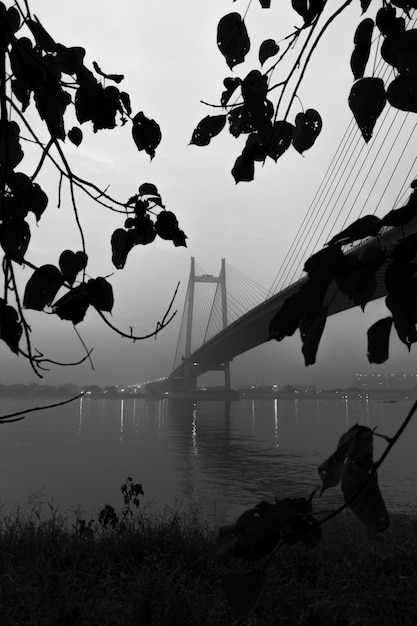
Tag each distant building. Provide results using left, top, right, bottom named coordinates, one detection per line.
left=352, top=373, right=417, bottom=390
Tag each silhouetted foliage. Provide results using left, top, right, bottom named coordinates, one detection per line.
left=0, top=0, right=187, bottom=377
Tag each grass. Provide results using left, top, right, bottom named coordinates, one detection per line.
left=0, top=500, right=417, bottom=625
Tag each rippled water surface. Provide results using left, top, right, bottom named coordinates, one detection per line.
left=0, top=395, right=416, bottom=522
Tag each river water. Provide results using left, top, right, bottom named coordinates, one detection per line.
left=0, top=395, right=416, bottom=523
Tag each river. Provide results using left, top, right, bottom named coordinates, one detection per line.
left=0, top=394, right=416, bottom=524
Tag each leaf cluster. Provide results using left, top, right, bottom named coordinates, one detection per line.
left=191, top=1, right=417, bottom=182
left=269, top=188, right=417, bottom=366
left=217, top=422, right=390, bottom=618
left=0, top=1, right=186, bottom=376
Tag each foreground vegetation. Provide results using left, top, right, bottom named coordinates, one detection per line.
left=0, top=499, right=416, bottom=626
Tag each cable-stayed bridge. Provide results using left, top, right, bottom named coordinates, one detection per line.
left=152, top=13, right=417, bottom=394
left=164, top=216, right=417, bottom=393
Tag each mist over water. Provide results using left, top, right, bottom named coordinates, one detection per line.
left=0, top=395, right=416, bottom=524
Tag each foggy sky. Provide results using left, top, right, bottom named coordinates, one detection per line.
left=1, top=1, right=417, bottom=390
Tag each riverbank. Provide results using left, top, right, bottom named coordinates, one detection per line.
left=1, top=500, right=416, bottom=625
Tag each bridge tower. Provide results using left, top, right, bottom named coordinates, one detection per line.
left=183, top=257, right=231, bottom=390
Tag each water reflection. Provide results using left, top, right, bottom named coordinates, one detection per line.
left=0, top=395, right=415, bottom=521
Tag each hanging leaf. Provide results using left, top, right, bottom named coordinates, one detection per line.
left=221, top=571, right=266, bottom=618
left=381, top=30, right=417, bottom=76
left=131, top=112, right=161, bottom=160
left=217, top=13, right=250, bottom=69
left=367, top=317, right=393, bottom=364
left=342, top=456, right=390, bottom=531
left=0, top=219, right=30, bottom=261
left=231, top=151, right=255, bottom=184
left=189, top=115, right=226, bottom=146
left=292, top=0, right=325, bottom=25
left=68, top=126, right=83, bottom=147
left=269, top=292, right=304, bottom=341
left=11, top=79, right=30, bottom=111
left=119, top=91, right=131, bottom=115
left=0, top=121, right=24, bottom=170
left=300, top=306, right=328, bottom=366
left=34, top=79, right=69, bottom=141
left=387, top=75, right=417, bottom=113
left=155, top=211, right=178, bottom=240
left=87, top=277, right=114, bottom=313
left=361, top=0, right=373, bottom=12
left=0, top=299, right=22, bottom=354
left=52, top=284, right=90, bottom=325
left=319, top=424, right=369, bottom=494
left=259, top=39, right=279, bottom=66
left=111, top=228, right=135, bottom=269
left=327, top=215, right=382, bottom=245
left=258, top=0, right=271, bottom=7
left=292, top=108, right=322, bottom=154
left=348, top=77, right=386, bottom=142
left=376, top=6, right=405, bottom=37
left=304, top=244, right=344, bottom=276
left=221, top=77, right=241, bottom=106
left=59, top=250, right=88, bottom=285
left=23, top=264, right=63, bottom=311
left=350, top=19, right=374, bottom=80
left=381, top=189, right=417, bottom=226
left=138, top=182, right=159, bottom=196
left=92, top=61, right=124, bottom=83
left=26, top=17, right=57, bottom=52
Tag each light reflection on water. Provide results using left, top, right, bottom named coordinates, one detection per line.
left=0, top=395, right=416, bottom=523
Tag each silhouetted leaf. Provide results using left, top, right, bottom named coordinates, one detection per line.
left=304, top=244, right=344, bottom=276
left=381, top=30, right=417, bottom=76
left=300, top=306, right=328, bottom=366
left=319, top=424, right=372, bottom=494
left=92, top=61, right=124, bottom=83
left=59, top=250, right=88, bottom=285
left=221, top=77, right=241, bottom=106
left=0, top=219, right=30, bottom=260
left=0, top=298, right=22, bottom=354
left=54, top=44, right=86, bottom=75
left=138, top=183, right=159, bottom=196
left=68, top=126, right=83, bottom=147
left=327, top=215, right=382, bottom=245
left=387, top=75, right=417, bottom=112
left=292, top=108, right=322, bottom=154
left=23, top=264, right=63, bottom=311
left=292, top=0, right=325, bottom=25
left=34, top=79, right=69, bottom=140
left=342, top=457, right=389, bottom=531
left=367, top=317, right=393, bottom=364
left=9, top=38, right=43, bottom=88
left=217, top=13, right=250, bottom=69
left=52, top=284, right=90, bottom=325
left=361, top=0, right=373, bottom=13
left=381, top=189, right=417, bottom=226
left=26, top=17, right=57, bottom=52
left=119, top=91, right=131, bottom=115
left=259, top=0, right=271, bottom=7
left=349, top=77, right=386, bottom=142
left=259, top=39, right=279, bottom=66
left=350, top=19, right=374, bottom=80
left=87, top=277, right=114, bottom=312
left=190, top=115, right=226, bottom=146
left=111, top=228, right=135, bottom=269
left=231, top=150, right=255, bottom=183
left=0, top=121, right=23, bottom=170
left=376, top=5, right=405, bottom=37
left=269, top=292, right=304, bottom=341
left=221, top=571, right=266, bottom=618
left=6, top=173, right=48, bottom=222
left=132, top=112, right=161, bottom=159
left=336, top=246, right=385, bottom=310
left=11, top=79, right=30, bottom=111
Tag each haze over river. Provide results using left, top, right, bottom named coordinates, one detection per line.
left=0, top=395, right=416, bottom=523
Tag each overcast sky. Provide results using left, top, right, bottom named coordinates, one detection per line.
left=2, top=0, right=417, bottom=390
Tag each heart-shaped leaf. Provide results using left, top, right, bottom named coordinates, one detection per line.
left=190, top=115, right=226, bottom=146
left=23, top=264, right=63, bottom=310
left=87, top=277, right=114, bottom=313
left=217, top=13, right=250, bottom=69
left=0, top=298, right=22, bottom=354
left=349, top=77, right=386, bottom=142
left=259, top=39, right=279, bottom=66
left=132, top=112, right=161, bottom=160
left=292, top=108, right=322, bottom=154
left=367, top=317, right=393, bottom=364
left=59, top=250, right=88, bottom=285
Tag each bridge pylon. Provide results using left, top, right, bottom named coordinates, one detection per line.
left=181, top=257, right=231, bottom=390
